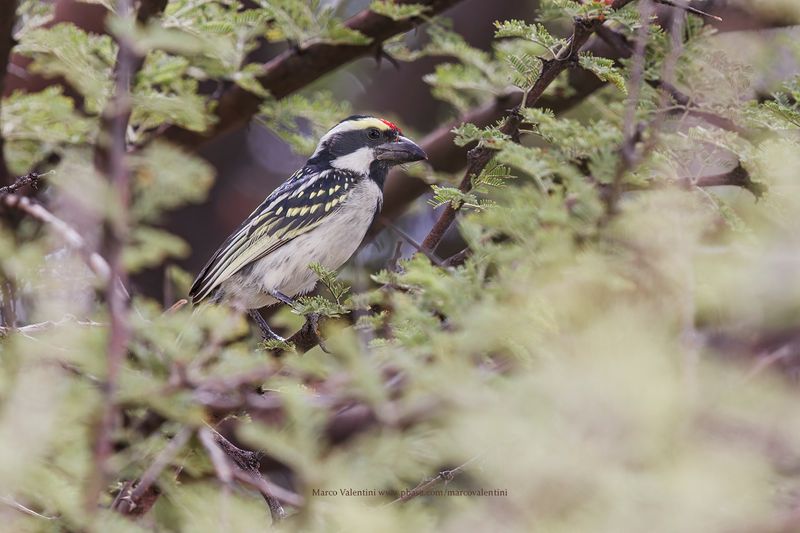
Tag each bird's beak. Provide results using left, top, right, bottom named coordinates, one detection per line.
left=375, top=136, right=427, bottom=163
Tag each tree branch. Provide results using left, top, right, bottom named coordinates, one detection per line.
left=418, top=5, right=636, bottom=253
left=162, top=0, right=464, bottom=148
left=198, top=426, right=299, bottom=522
left=420, top=108, right=523, bottom=252
left=606, top=0, right=655, bottom=216
left=379, top=0, right=778, bottom=231
left=89, top=0, right=139, bottom=513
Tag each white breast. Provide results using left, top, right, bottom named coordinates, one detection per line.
left=220, top=179, right=382, bottom=310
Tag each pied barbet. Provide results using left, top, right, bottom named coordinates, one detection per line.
left=189, top=115, right=427, bottom=341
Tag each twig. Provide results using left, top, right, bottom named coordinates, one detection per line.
left=112, top=427, right=193, bottom=515
left=387, top=240, right=404, bottom=272
left=0, top=192, right=111, bottom=280
left=654, top=0, right=722, bottom=20
left=444, top=247, right=471, bottom=267
left=0, top=316, right=104, bottom=338
left=0, top=496, right=57, bottom=521
left=595, top=162, right=764, bottom=200
left=606, top=0, right=655, bottom=216
left=389, top=453, right=483, bottom=504
left=420, top=108, right=523, bottom=253
left=380, top=217, right=444, bottom=266
left=690, top=164, right=765, bottom=199
left=284, top=315, right=333, bottom=354
left=0, top=171, right=43, bottom=197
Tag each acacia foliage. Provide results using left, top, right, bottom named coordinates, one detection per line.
left=1, top=0, right=800, bottom=531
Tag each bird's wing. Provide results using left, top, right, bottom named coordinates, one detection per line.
left=189, top=167, right=359, bottom=303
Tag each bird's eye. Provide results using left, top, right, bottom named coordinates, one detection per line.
left=367, top=128, right=381, bottom=140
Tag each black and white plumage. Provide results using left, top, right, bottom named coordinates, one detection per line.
left=189, top=115, right=426, bottom=331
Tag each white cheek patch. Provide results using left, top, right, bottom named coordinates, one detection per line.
left=331, top=146, right=375, bottom=174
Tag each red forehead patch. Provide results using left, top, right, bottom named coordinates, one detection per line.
left=379, top=118, right=401, bottom=133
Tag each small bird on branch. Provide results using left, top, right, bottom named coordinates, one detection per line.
left=189, top=115, right=427, bottom=342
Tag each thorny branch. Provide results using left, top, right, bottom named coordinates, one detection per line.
left=0, top=171, right=41, bottom=196
left=379, top=0, right=781, bottom=232
left=419, top=2, right=638, bottom=253
left=89, top=0, right=145, bottom=514
left=199, top=426, right=296, bottom=522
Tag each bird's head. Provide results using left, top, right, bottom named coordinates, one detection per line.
left=307, top=115, right=427, bottom=180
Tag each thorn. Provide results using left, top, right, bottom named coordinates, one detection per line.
left=374, top=45, right=400, bottom=70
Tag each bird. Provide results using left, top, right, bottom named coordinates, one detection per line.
left=189, top=115, right=427, bottom=341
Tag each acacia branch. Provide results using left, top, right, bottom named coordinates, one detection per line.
left=163, top=0, right=464, bottom=148
left=418, top=5, right=637, bottom=252
left=379, top=0, right=782, bottom=231
left=689, top=163, right=765, bottom=198
left=89, top=0, right=144, bottom=513
left=606, top=0, right=655, bottom=216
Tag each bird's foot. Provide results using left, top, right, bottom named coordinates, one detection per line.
left=247, top=309, right=285, bottom=343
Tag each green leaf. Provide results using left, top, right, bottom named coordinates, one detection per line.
left=129, top=142, right=216, bottom=223
left=370, top=1, right=429, bottom=20
left=309, top=262, right=350, bottom=304
left=123, top=227, right=190, bottom=272
left=132, top=52, right=214, bottom=136
left=451, top=122, right=509, bottom=148
left=1, top=87, right=95, bottom=172
left=233, top=63, right=270, bottom=97
left=494, top=20, right=562, bottom=56
left=258, top=91, right=352, bottom=155
left=579, top=53, right=628, bottom=94
left=15, top=23, right=116, bottom=114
